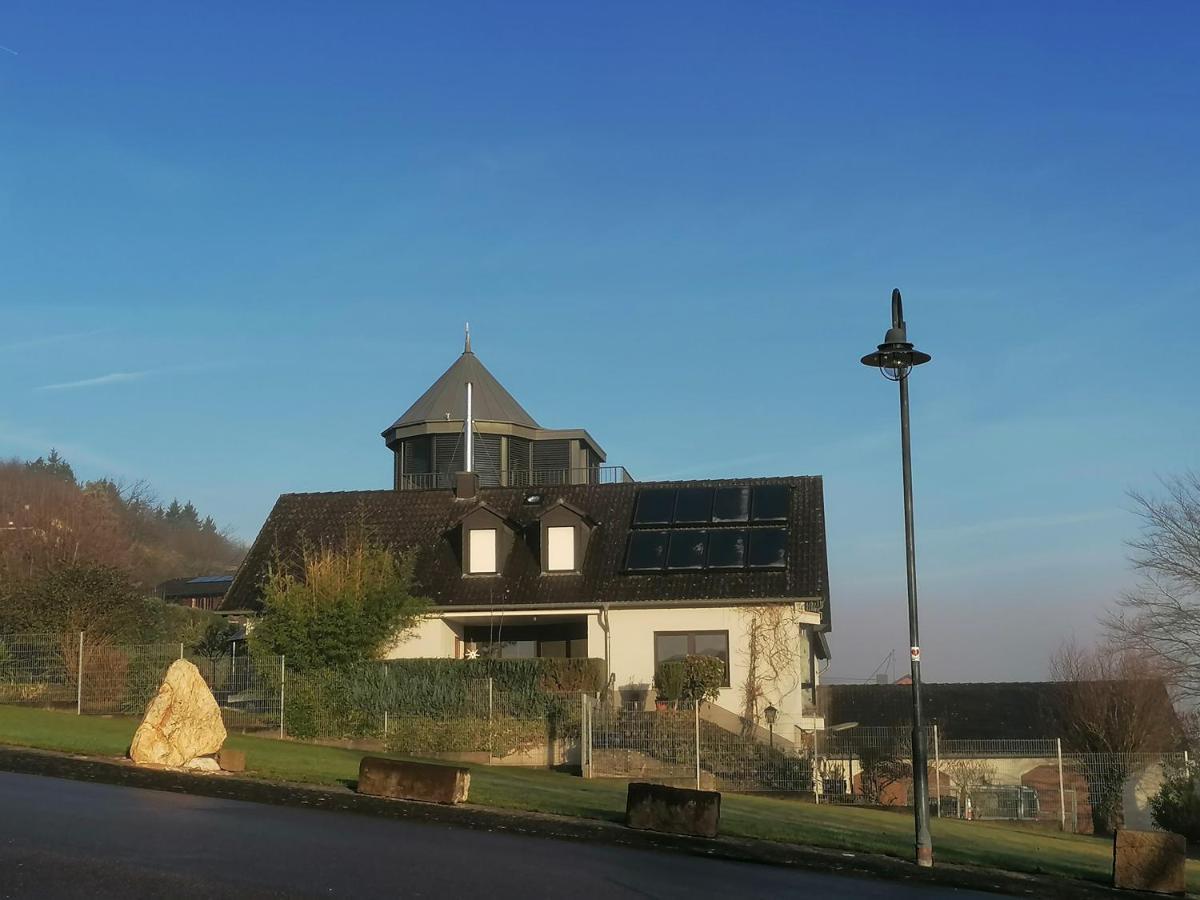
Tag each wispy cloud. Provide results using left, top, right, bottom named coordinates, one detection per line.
left=36, top=371, right=148, bottom=391
left=1, top=329, right=112, bottom=353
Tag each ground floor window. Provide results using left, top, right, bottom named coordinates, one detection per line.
left=463, top=622, right=588, bottom=660
left=653, top=630, right=730, bottom=686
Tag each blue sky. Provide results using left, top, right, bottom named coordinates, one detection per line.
left=2, top=2, right=1197, bottom=682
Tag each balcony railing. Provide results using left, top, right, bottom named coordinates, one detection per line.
left=397, top=466, right=634, bottom=491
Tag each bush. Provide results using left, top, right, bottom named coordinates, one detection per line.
left=681, top=655, right=725, bottom=704
left=655, top=662, right=685, bottom=702
left=1151, top=764, right=1200, bottom=842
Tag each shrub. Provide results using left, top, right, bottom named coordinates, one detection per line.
left=1151, top=764, right=1200, bottom=842
left=655, top=662, right=685, bottom=702
left=681, top=654, right=725, bottom=704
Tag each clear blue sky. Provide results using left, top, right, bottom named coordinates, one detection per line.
left=2, top=3, right=1197, bottom=682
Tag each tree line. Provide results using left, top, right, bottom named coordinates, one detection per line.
left=0, top=449, right=246, bottom=645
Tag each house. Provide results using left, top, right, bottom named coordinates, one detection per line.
left=156, top=575, right=235, bottom=611
left=224, top=339, right=832, bottom=725
left=817, top=681, right=1185, bottom=832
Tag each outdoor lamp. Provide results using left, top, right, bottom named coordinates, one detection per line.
left=859, top=287, right=934, bottom=869
left=763, top=705, right=778, bottom=726
left=860, top=289, right=931, bottom=380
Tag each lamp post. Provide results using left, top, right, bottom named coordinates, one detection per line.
left=764, top=704, right=778, bottom=750
left=860, top=288, right=934, bottom=868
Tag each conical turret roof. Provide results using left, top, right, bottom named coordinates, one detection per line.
left=387, top=349, right=539, bottom=430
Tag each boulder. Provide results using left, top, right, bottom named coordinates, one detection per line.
left=129, top=659, right=227, bottom=768
left=625, top=782, right=721, bottom=839
left=357, top=757, right=470, bottom=804
left=184, top=756, right=222, bottom=773
left=217, top=748, right=246, bottom=773
left=1112, top=829, right=1186, bottom=895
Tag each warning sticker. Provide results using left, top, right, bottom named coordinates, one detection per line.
left=910, top=646, right=921, bottom=662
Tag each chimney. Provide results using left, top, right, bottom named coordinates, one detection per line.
left=455, top=471, right=479, bottom=499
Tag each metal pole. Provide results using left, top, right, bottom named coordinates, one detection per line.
left=279, top=656, right=286, bottom=740
left=1057, top=738, right=1066, bottom=832
left=231, top=641, right=237, bottom=682
left=694, top=702, right=701, bottom=790
left=899, top=372, right=933, bottom=867
left=934, top=724, right=941, bottom=818
left=179, top=642, right=184, bottom=661
left=384, top=709, right=388, bottom=738
left=76, top=631, right=83, bottom=715
left=488, top=676, right=494, bottom=759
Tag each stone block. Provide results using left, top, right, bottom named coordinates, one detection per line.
left=129, top=659, right=227, bottom=768
left=625, top=781, right=721, bottom=839
left=1112, top=829, right=1186, bottom=895
left=357, top=757, right=470, bottom=805
left=217, top=749, right=246, bottom=772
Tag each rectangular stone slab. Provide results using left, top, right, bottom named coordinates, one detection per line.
left=625, top=781, right=721, bottom=839
left=1112, top=828, right=1186, bottom=895
left=357, top=757, right=470, bottom=805
left=217, top=749, right=246, bottom=773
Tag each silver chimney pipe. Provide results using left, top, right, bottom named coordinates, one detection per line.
left=465, top=380, right=474, bottom=473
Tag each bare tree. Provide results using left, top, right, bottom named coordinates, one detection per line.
left=1106, top=473, right=1200, bottom=701
left=939, top=758, right=996, bottom=818
left=1051, top=640, right=1180, bottom=834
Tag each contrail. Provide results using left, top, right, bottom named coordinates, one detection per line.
left=0, top=46, right=18, bottom=56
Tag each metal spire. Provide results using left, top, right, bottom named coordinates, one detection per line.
left=464, top=322, right=471, bottom=354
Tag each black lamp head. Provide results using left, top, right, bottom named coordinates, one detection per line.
left=764, top=704, right=778, bottom=725
left=860, top=288, right=932, bottom=378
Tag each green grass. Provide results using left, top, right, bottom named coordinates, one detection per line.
left=1, top=705, right=1194, bottom=890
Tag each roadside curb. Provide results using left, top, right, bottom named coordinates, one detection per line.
left=0, top=745, right=1150, bottom=899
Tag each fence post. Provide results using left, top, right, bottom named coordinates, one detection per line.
left=279, top=656, right=286, bottom=740
left=1056, top=737, right=1066, bottom=832
left=488, top=677, right=494, bottom=760
left=933, top=724, right=941, bottom=818
left=694, top=702, right=701, bottom=790
left=179, top=642, right=184, bottom=661
left=76, top=631, right=84, bottom=715
left=580, top=692, right=589, bottom=779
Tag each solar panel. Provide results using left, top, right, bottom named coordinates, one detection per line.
left=751, top=485, right=789, bottom=522
left=712, top=487, right=750, bottom=523
left=187, top=575, right=234, bottom=584
left=673, top=488, right=714, bottom=525
left=706, top=530, right=748, bottom=568
left=625, top=531, right=670, bottom=570
left=748, top=528, right=788, bottom=568
left=667, top=531, right=708, bottom=569
left=633, top=489, right=676, bottom=526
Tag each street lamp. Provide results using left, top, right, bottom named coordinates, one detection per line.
left=860, top=288, right=934, bottom=868
left=764, top=704, right=778, bottom=750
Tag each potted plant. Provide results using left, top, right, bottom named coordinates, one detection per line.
left=654, top=661, right=685, bottom=711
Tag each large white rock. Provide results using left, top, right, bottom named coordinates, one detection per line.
left=129, top=659, right=227, bottom=768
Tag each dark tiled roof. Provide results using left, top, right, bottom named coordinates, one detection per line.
left=386, top=350, right=539, bottom=430
left=156, top=576, right=235, bottom=601
left=223, top=476, right=829, bottom=616
left=818, top=681, right=1182, bottom=748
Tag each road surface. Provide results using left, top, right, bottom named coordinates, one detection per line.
left=0, top=771, right=1004, bottom=898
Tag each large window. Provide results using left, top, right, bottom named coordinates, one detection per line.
left=653, top=630, right=730, bottom=686
left=468, top=528, right=497, bottom=574
left=464, top=623, right=587, bottom=659
left=546, top=525, right=576, bottom=571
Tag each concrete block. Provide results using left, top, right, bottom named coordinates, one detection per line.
left=625, top=781, right=720, bottom=839
left=1112, top=829, right=1186, bottom=895
left=217, top=749, right=246, bottom=773
left=357, top=757, right=470, bottom=805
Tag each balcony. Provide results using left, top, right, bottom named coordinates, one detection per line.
left=397, top=466, right=635, bottom=491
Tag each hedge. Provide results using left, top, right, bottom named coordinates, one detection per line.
left=282, top=657, right=603, bottom=742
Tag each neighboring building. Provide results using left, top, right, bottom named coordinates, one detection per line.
left=818, top=681, right=1185, bottom=832
left=225, top=339, right=832, bottom=724
left=156, top=575, right=235, bottom=611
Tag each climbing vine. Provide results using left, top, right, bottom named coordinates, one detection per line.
left=739, top=605, right=807, bottom=726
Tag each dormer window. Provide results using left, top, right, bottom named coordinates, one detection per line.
left=468, top=528, right=497, bottom=574
left=538, top=500, right=595, bottom=575
left=546, top=526, right=575, bottom=571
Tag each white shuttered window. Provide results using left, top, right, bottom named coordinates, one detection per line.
left=469, top=529, right=497, bottom=573
left=547, top=526, right=575, bottom=571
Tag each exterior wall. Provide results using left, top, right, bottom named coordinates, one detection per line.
left=602, top=604, right=813, bottom=721
left=384, top=616, right=461, bottom=658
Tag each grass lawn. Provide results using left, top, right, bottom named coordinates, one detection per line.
left=1, top=704, right=1193, bottom=890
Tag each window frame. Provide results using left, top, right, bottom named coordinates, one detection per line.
left=652, top=629, right=731, bottom=687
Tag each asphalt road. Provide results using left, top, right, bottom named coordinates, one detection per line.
left=0, top=771, right=1006, bottom=899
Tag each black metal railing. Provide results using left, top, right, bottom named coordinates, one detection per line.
left=397, top=466, right=634, bottom=491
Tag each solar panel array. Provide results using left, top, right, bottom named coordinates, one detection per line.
left=624, top=486, right=790, bottom=573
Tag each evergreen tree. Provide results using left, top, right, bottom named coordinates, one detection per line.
left=25, top=449, right=76, bottom=485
